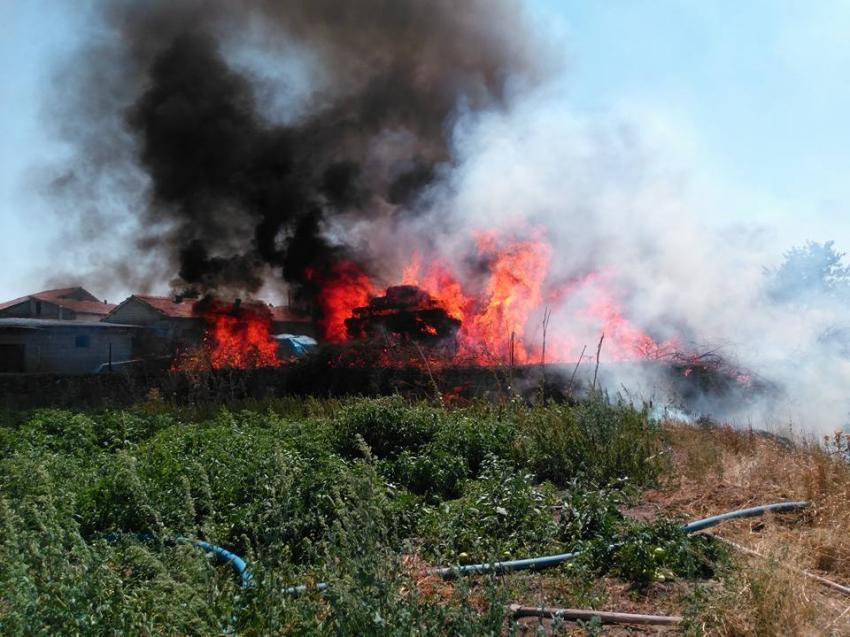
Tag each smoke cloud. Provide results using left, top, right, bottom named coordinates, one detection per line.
left=45, top=1, right=850, bottom=434
left=422, top=89, right=850, bottom=435
left=50, top=0, right=550, bottom=301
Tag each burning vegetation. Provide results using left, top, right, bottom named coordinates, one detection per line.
left=309, top=233, right=675, bottom=369
left=50, top=0, right=692, bottom=379
left=40, top=0, right=776, bottom=420
left=172, top=299, right=281, bottom=371
left=345, top=286, right=461, bottom=344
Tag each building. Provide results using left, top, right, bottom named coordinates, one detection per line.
left=0, top=288, right=316, bottom=372
left=0, top=318, right=136, bottom=374
left=103, top=295, right=201, bottom=355
left=0, top=287, right=115, bottom=321
left=103, top=295, right=315, bottom=357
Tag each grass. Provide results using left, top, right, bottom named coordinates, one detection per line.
left=657, top=421, right=850, bottom=635
left=1, top=395, right=849, bottom=634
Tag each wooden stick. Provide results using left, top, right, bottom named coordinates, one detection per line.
left=566, top=345, right=586, bottom=396
left=509, top=331, right=515, bottom=393
left=508, top=604, right=682, bottom=626
left=541, top=308, right=551, bottom=368
left=414, top=342, right=443, bottom=407
left=591, top=332, right=604, bottom=393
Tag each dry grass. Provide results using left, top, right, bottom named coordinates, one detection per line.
left=486, top=421, right=850, bottom=635
left=691, top=546, right=822, bottom=636
left=650, top=422, right=850, bottom=635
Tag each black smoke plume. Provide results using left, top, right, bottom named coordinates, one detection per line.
left=51, top=0, right=549, bottom=311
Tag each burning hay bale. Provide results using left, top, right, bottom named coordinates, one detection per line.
left=345, top=285, right=461, bottom=346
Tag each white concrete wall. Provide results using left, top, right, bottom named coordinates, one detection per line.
left=0, top=328, right=134, bottom=374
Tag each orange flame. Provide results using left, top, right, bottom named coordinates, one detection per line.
left=315, top=230, right=674, bottom=366
left=173, top=301, right=281, bottom=371
left=309, top=260, right=377, bottom=342
left=205, top=308, right=281, bottom=369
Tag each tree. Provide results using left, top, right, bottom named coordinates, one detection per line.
left=765, top=241, right=850, bottom=304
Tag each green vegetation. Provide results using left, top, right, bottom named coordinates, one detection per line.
left=0, top=395, right=725, bottom=635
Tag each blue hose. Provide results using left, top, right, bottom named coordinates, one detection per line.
left=284, top=499, right=810, bottom=592
left=106, top=501, right=808, bottom=594
left=103, top=533, right=253, bottom=589
left=435, top=500, right=810, bottom=579
left=430, top=550, right=583, bottom=579
left=682, top=501, right=810, bottom=533
left=180, top=539, right=253, bottom=589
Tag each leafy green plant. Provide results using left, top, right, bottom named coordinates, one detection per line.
left=512, top=395, right=663, bottom=488
left=0, top=396, right=724, bottom=634
left=583, top=518, right=725, bottom=585
left=418, top=456, right=560, bottom=562
left=558, top=481, right=624, bottom=545
left=335, top=396, right=441, bottom=459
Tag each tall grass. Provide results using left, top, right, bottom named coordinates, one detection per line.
left=0, top=395, right=666, bottom=634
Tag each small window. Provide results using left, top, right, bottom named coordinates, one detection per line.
left=35, top=301, right=42, bottom=315
left=75, top=334, right=91, bottom=348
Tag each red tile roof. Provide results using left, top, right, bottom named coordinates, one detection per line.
left=0, top=287, right=115, bottom=315
left=113, top=295, right=311, bottom=323
left=123, top=295, right=198, bottom=318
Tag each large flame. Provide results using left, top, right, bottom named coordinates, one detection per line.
left=205, top=306, right=281, bottom=369
left=173, top=301, right=281, bottom=371
left=316, top=230, right=673, bottom=365
left=307, top=260, right=378, bottom=342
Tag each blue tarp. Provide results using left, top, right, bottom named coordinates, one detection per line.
left=274, top=333, right=318, bottom=358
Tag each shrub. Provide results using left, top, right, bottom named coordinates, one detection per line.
left=513, top=396, right=662, bottom=488
left=418, top=456, right=559, bottom=562
left=431, top=413, right=515, bottom=476
left=558, top=481, right=624, bottom=545
left=335, top=396, right=442, bottom=459
left=0, top=458, right=237, bottom=636
left=382, top=449, right=468, bottom=500
left=582, top=518, right=725, bottom=585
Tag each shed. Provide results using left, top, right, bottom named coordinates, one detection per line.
left=104, top=295, right=315, bottom=357
left=0, top=287, right=115, bottom=321
left=0, top=319, right=136, bottom=374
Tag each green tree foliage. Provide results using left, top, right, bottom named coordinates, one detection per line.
left=765, top=240, right=850, bottom=304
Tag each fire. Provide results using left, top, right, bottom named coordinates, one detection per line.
left=314, top=230, right=673, bottom=367
left=461, top=234, right=551, bottom=362
left=307, top=260, right=377, bottom=342
left=173, top=300, right=281, bottom=371
left=205, top=305, right=281, bottom=369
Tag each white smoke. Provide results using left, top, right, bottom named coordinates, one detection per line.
left=407, top=81, right=850, bottom=436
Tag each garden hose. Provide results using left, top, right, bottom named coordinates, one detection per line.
left=103, top=501, right=810, bottom=594
left=682, top=501, right=809, bottom=533
left=182, top=539, right=253, bottom=589
left=102, top=533, right=252, bottom=589
left=283, top=499, right=810, bottom=592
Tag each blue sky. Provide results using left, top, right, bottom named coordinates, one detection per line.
left=2, top=0, right=850, bottom=301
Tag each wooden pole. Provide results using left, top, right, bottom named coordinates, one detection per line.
left=541, top=308, right=551, bottom=399
left=509, top=604, right=682, bottom=626
left=566, top=344, right=586, bottom=396
left=591, top=332, right=604, bottom=393
left=509, top=331, right=515, bottom=392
